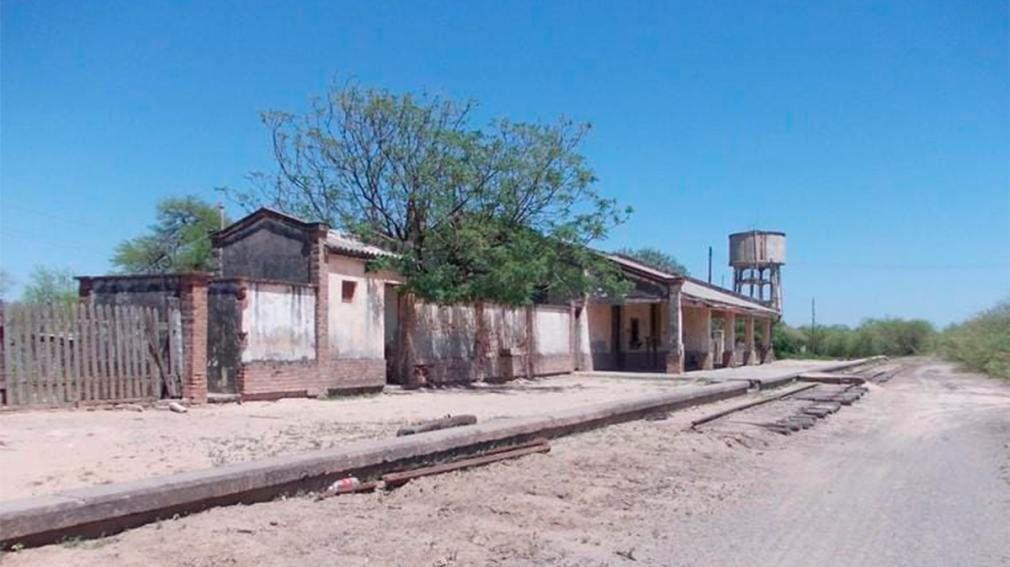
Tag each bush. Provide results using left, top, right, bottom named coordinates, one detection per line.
left=776, top=318, right=936, bottom=360
left=939, top=300, right=1010, bottom=380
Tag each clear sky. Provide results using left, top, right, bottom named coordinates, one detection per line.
left=2, top=0, right=1007, bottom=327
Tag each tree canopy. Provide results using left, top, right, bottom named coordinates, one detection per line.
left=112, top=196, right=227, bottom=274
left=615, top=247, right=689, bottom=276
left=225, top=83, right=630, bottom=305
left=21, top=266, right=77, bottom=306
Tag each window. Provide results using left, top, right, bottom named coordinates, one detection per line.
left=341, top=280, right=357, bottom=303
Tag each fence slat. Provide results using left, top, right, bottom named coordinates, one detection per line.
left=2, top=304, right=13, bottom=406
left=116, top=305, right=126, bottom=399
left=56, top=304, right=69, bottom=404
left=38, top=304, right=50, bottom=404
left=71, top=303, right=82, bottom=403
left=18, top=305, right=31, bottom=404
left=123, top=306, right=134, bottom=400
left=81, top=303, right=92, bottom=402
left=91, top=303, right=101, bottom=401
left=96, top=304, right=107, bottom=400
left=130, top=307, right=141, bottom=399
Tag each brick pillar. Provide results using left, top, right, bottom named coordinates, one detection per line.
left=700, top=308, right=714, bottom=370
left=309, top=228, right=329, bottom=373
left=744, top=316, right=756, bottom=366
left=762, top=317, right=774, bottom=364
left=665, top=283, right=684, bottom=374
left=180, top=273, right=209, bottom=404
left=724, top=312, right=737, bottom=367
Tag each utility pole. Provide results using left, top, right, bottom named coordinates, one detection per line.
left=707, top=246, right=713, bottom=284
left=218, top=202, right=225, bottom=230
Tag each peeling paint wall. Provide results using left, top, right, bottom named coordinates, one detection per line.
left=327, top=256, right=388, bottom=359
left=241, top=282, right=316, bottom=362
left=534, top=307, right=570, bottom=355
left=409, top=302, right=574, bottom=383
left=413, top=303, right=480, bottom=361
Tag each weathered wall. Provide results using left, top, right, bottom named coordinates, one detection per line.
left=409, top=302, right=573, bottom=384
left=242, top=282, right=316, bottom=362
left=412, top=303, right=479, bottom=364
left=326, top=256, right=388, bottom=359
left=207, top=281, right=243, bottom=395
left=219, top=219, right=312, bottom=283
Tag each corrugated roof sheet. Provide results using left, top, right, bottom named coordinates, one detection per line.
left=605, top=254, right=680, bottom=281
left=605, top=253, right=777, bottom=315
left=680, top=279, right=778, bottom=315
left=325, top=230, right=398, bottom=259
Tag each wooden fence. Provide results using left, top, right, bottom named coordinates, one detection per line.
left=0, top=302, right=182, bottom=407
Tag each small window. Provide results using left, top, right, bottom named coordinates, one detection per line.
left=341, top=280, right=357, bottom=303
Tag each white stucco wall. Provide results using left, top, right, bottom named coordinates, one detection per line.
left=242, top=283, right=316, bottom=362
left=534, top=307, right=570, bottom=355
left=327, top=256, right=387, bottom=359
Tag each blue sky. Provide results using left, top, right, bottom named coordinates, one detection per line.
left=1, top=0, right=1007, bottom=327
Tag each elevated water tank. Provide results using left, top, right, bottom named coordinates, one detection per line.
left=729, top=231, right=786, bottom=312
left=729, top=231, right=786, bottom=267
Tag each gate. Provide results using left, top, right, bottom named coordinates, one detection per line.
left=0, top=301, right=183, bottom=407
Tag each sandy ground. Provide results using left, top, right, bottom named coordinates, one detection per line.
left=0, top=372, right=711, bottom=501
left=4, top=358, right=1007, bottom=567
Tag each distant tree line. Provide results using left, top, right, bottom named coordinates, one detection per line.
left=774, top=301, right=1010, bottom=381
left=773, top=318, right=936, bottom=360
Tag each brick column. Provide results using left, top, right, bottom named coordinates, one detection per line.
left=761, top=317, right=774, bottom=363
left=309, top=228, right=329, bottom=369
left=180, top=273, right=209, bottom=404
left=665, top=283, right=684, bottom=374
left=744, top=316, right=756, bottom=366
left=700, top=308, right=714, bottom=370
left=723, top=312, right=737, bottom=367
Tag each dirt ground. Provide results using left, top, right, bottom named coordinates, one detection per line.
left=0, top=372, right=710, bottom=501
left=4, top=358, right=1008, bottom=567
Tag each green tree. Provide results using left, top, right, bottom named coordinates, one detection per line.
left=21, top=266, right=77, bottom=306
left=614, top=247, right=689, bottom=276
left=224, top=83, right=630, bottom=305
left=112, top=196, right=226, bottom=274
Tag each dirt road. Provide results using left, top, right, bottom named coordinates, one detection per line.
left=4, top=358, right=1008, bottom=566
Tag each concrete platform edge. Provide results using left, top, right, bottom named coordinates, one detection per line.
left=0, top=380, right=748, bottom=549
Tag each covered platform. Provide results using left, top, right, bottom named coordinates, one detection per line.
left=580, top=254, right=779, bottom=374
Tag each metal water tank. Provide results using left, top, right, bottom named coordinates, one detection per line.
left=728, top=231, right=787, bottom=267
